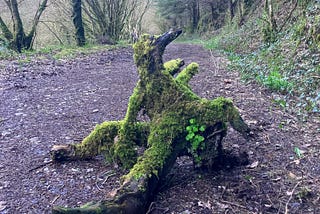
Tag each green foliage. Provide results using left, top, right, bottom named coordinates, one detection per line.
left=204, top=20, right=259, bottom=54
left=294, top=147, right=302, bottom=158
left=186, top=118, right=206, bottom=164
left=0, top=43, right=123, bottom=61
left=202, top=0, right=320, bottom=116
left=272, top=98, right=287, bottom=109
left=257, top=71, right=293, bottom=93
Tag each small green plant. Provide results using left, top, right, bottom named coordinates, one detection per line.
left=186, top=118, right=206, bottom=164
left=258, top=71, right=293, bottom=93
left=272, top=98, right=287, bottom=109
left=294, top=147, right=302, bottom=158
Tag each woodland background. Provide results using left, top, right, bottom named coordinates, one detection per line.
left=0, top=0, right=319, bottom=116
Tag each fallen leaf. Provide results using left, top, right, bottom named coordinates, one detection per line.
left=248, top=161, right=259, bottom=169
left=0, top=201, right=7, bottom=212
left=224, top=79, right=232, bottom=84
left=288, top=172, right=297, bottom=180
left=271, top=177, right=281, bottom=182
left=198, top=200, right=212, bottom=209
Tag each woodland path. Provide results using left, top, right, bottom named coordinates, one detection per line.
left=0, top=44, right=319, bottom=213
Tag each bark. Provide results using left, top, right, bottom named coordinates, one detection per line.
left=72, top=0, right=86, bottom=46
left=229, top=0, right=237, bottom=21
left=190, top=0, right=200, bottom=33
left=51, top=29, right=251, bottom=214
left=0, top=16, right=13, bottom=41
left=0, top=0, right=48, bottom=52
left=263, top=0, right=277, bottom=43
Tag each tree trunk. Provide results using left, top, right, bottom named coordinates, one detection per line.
left=51, top=29, right=251, bottom=214
left=190, top=0, right=200, bottom=33
left=263, top=0, right=277, bottom=43
left=229, top=0, right=237, bottom=22
left=0, top=0, right=48, bottom=52
left=10, top=0, right=25, bottom=52
left=0, top=16, right=13, bottom=41
left=72, top=0, right=86, bottom=46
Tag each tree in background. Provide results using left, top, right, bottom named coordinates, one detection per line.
left=262, top=0, right=277, bottom=43
left=155, top=0, right=200, bottom=34
left=0, top=0, right=48, bottom=52
left=71, top=0, right=86, bottom=46
left=82, top=0, right=152, bottom=44
left=155, top=0, right=258, bottom=35
left=126, top=0, right=152, bottom=42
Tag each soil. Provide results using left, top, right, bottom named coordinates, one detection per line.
left=0, top=43, right=319, bottom=214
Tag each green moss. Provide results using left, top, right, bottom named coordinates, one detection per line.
left=68, top=32, right=248, bottom=182
left=163, top=58, right=184, bottom=75
left=175, top=62, right=199, bottom=86
left=123, top=113, right=184, bottom=180
left=71, top=120, right=149, bottom=165
left=74, top=121, right=122, bottom=160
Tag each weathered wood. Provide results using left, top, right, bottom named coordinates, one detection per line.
left=51, top=29, right=251, bottom=214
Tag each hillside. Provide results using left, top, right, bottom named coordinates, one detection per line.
left=205, top=0, right=320, bottom=116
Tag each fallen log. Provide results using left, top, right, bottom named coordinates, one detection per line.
left=51, top=29, right=251, bottom=214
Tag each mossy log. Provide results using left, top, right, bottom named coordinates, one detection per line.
left=50, top=29, right=251, bottom=214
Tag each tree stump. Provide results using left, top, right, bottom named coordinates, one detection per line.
left=50, top=29, right=251, bottom=214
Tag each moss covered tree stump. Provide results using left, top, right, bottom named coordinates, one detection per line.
left=50, top=29, right=251, bottom=214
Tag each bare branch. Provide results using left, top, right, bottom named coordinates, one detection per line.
left=40, top=20, right=64, bottom=45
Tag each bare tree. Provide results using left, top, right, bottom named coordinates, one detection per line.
left=126, top=0, right=153, bottom=42
left=0, top=0, right=48, bottom=52
left=82, top=0, right=144, bottom=44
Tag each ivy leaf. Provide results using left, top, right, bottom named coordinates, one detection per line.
left=189, top=118, right=196, bottom=124
left=186, top=133, right=195, bottom=141
left=192, top=126, right=199, bottom=132
left=198, top=135, right=205, bottom=142
left=199, top=125, right=206, bottom=132
left=192, top=139, right=200, bottom=150
left=186, top=126, right=192, bottom=131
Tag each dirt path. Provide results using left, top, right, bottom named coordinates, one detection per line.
left=0, top=44, right=319, bottom=213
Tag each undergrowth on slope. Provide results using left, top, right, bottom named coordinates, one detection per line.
left=204, top=2, right=320, bottom=117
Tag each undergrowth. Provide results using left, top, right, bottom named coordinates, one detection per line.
left=204, top=2, right=320, bottom=116
left=0, top=43, right=126, bottom=61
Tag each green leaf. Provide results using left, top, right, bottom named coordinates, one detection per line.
left=186, top=133, right=195, bottom=141
left=189, top=118, right=195, bottom=124
left=199, top=125, right=206, bottom=132
left=294, top=147, right=302, bottom=158
left=192, top=140, right=200, bottom=150
left=192, top=126, right=199, bottom=132
left=198, top=136, right=205, bottom=142
left=186, top=126, right=192, bottom=131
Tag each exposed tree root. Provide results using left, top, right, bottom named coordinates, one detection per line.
left=50, top=29, right=251, bottom=214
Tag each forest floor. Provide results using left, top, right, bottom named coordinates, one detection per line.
left=0, top=44, right=319, bottom=214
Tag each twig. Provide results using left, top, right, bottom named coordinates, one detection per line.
left=102, top=172, right=116, bottom=184
left=51, top=195, right=60, bottom=204
left=278, top=0, right=298, bottom=33
left=146, top=202, right=170, bottom=214
left=28, top=160, right=53, bottom=172
left=146, top=202, right=156, bottom=214
left=207, top=129, right=225, bottom=139
left=284, top=181, right=301, bottom=214
left=96, top=170, right=116, bottom=191
left=220, top=199, right=246, bottom=209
